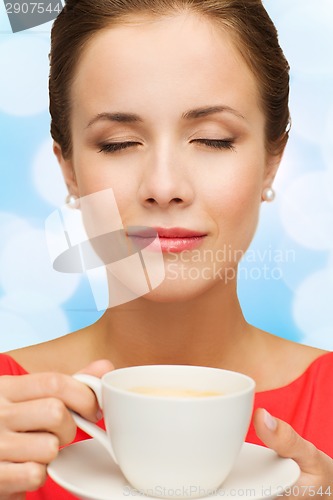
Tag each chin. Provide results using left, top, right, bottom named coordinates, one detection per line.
left=141, top=274, right=220, bottom=303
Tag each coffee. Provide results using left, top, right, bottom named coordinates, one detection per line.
left=129, top=386, right=223, bottom=397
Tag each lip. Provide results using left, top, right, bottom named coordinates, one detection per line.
left=127, top=227, right=207, bottom=253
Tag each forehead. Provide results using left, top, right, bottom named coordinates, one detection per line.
left=71, top=12, right=262, bottom=125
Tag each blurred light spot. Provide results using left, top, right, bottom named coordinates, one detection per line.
left=275, top=237, right=320, bottom=292
left=293, top=268, right=333, bottom=347
left=0, top=291, right=69, bottom=346
left=0, top=3, right=11, bottom=32
left=278, top=2, right=333, bottom=77
left=32, top=139, right=67, bottom=206
left=0, top=36, right=49, bottom=115
left=289, top=76, right=333, bottom=145
left=0, top=212, right=31, bottom=253
left=0, top=227, right=80, bottom=304
left=322, top=104, right=333, bottom=184
left=301, top=327, right=333, bottom=351
left=0, top=311, right=38, bottom=351
left=280, top=172, right=333, bottom=250
left=274, top=138, right=319, bottom=192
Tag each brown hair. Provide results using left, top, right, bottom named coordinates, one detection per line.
left=49, top=0, right=290, bottom=159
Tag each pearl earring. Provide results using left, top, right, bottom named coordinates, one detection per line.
left=65, top=194, right=80, bottom=209
left=262, top=187, right=276, bottom=203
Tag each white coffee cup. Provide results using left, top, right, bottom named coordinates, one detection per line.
left=73, top=365, right=255, bottom=499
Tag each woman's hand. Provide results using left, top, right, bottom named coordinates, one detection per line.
left=0, top=359, right=113, bottom=499
left=254, top=408, right=333, bottom=499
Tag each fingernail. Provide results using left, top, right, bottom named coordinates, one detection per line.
left=96, top=409, right=103, bottom=421
left=263, top=409, right=277, bottom=431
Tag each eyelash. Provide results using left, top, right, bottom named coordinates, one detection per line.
left=191, top=139, right=235, bottom=151
left=98, top=141, right=140, bottom=153
left=98, top=139, right=235, bottom=154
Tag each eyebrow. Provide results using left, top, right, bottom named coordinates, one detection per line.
left=87, top=112, right=143, bottom=128
left=86, top=105, right=246, bottom=128
left=182, top=105, right=246, bottom=121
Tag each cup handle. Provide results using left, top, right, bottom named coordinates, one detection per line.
left=71, top=373, right=118, bottom=464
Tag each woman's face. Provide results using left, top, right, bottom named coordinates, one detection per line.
left=56, top=12, right=280, bottom=301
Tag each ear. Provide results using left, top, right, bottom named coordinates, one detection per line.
left=262, top=150, right=284, bottom=191
left=53, top=141, right=79, bottom=197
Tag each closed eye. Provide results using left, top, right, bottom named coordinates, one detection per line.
left=98, top=141, right=141, bottom=153
left=191, top=139, right=235, bottom=151
left=98, top=139, right=235, bottom=153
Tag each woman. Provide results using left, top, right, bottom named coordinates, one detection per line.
left=0, top=0, right=332, bottom=497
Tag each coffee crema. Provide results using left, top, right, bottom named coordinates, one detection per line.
left=128, top=386, right=223, bottom=397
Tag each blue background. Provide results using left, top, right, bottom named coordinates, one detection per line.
left=0, top=0, right=333, bottom=351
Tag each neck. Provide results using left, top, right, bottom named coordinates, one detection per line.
left=93, top=279, right=255, bottom=371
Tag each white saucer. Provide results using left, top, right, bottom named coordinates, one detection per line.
left=48, top=440, right=300, bottom=500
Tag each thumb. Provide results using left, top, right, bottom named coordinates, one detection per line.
left=76, top=359, right=115, bottom=378
left=253, top=408, right=324, bottom=475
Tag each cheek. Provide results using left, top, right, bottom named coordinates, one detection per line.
left=207, top=165, right=262, bottom=210
left=72, top=156, right=137, bottom=207
left=206, top=164, right=263, bottom=248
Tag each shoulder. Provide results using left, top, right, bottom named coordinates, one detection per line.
left=273, top=335, right=329, bottom=379
left=6, top=326, right=95, bottom=374
left=255, top=330, right=329, bottom=391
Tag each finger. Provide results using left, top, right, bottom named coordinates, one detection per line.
left=253, top=408, right=330, bottom=474
left=0, top=494, right=26, bottom=500
left=0, top=399, right=76, bottom=444
left=0, top=373, right=100, bottom=422
left=0, top=462, right=46, bottom=494
left=0, top=432, right=59, bottom=464
left=76, top=359, right=115, bottom=377
left=75, top=359, right=115, bottom=415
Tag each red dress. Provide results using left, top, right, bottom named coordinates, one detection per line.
left=1, top=352, right=333, bottom=499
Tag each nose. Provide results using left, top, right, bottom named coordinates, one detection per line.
left=137, top=147, right=194, bottom=210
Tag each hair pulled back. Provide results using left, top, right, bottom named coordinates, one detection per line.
left=49, top=0, right=290, bottom=159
